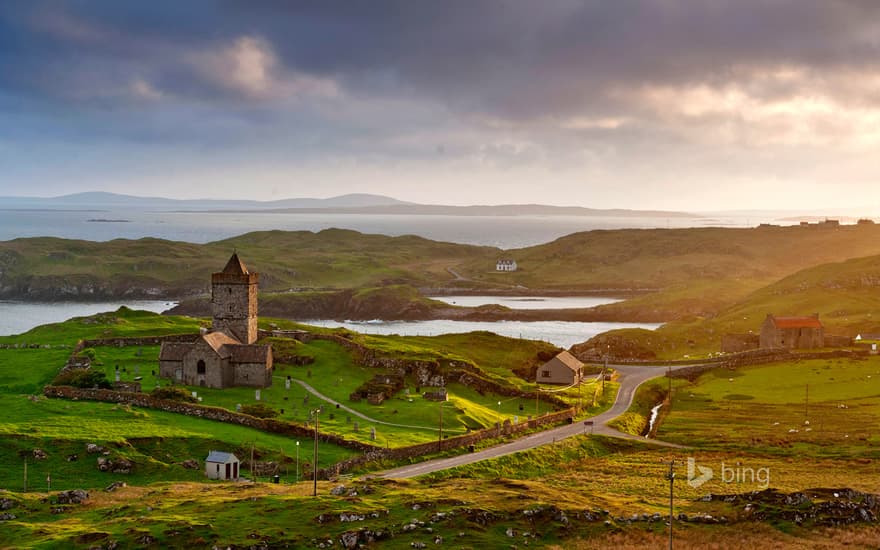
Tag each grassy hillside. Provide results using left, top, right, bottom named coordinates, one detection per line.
left=600, top=253, right=880, bottom=358
left=6, top=225, right=880, bottom=322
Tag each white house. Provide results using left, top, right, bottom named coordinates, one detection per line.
left=205, top=450, right=240, bottom=480
left=537, top=351, right=584, bottom=386
left=496, top=259, right=518, bottom=272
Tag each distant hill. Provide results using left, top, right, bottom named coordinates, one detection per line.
left=0, top=191, right=695, bottom=217
left=0, top=192, right=409, bottom=211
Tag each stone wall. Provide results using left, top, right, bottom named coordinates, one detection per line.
left=721, top=333, right=759, bottom=353
left=44, top=384, right=575, bottom=480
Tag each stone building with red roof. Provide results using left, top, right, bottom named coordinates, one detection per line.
left=158, top=254, right=273, bottom=389
left=759, top=314, right=825, bottom=350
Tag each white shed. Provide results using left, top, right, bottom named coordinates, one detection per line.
left=205, top=450, right=240, bottom=480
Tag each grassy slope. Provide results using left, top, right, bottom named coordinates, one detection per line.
left=609, top=253, right=880, bottom=358
left=6, top=224, right=880, bottom=317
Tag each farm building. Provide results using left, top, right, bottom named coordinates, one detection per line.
left=159, top=254, right=273, bottom=389
left=759, top=314, right=824, bottom=350
left=537, top=350, right=584, bottom=385
left=496, top=259, right=518, bottom=272
left=205, top=450, right=240, bottom=480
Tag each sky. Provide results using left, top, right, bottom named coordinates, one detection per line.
left=1, top=1, right=879, bottom=211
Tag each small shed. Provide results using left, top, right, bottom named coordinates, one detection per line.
left=537, top=351, right=584, bottom=385
left=205, top=450, right=240, bottom=481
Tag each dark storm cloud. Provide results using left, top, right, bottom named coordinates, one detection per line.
left=2, top=1, right=879, bottom=206
left=3, top=1, right=879, bottom=116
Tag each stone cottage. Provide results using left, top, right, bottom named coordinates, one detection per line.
left=537, top=350, right=584, bottom=385
left=759, top=314, right=824, bottom=350
left=158, top=254, right=273, bottom=389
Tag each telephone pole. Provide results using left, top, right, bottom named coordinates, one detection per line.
left=665, top=460, right=675, bottom=549
left=313, top=409, right=319, bottom=497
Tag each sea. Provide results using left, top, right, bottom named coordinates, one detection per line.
left=0, top=208, right=777, bottom=249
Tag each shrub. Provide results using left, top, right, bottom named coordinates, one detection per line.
left=240, top=403, right=279, bottom=419
left=151, top=386, right=197, bottom=403
left=52, top=369, right=112, bottom=389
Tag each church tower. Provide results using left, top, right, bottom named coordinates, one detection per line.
left=211, top=253, right=258, bottom=344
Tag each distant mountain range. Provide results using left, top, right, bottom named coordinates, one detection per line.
left=0, top=191, right=695, bottom=218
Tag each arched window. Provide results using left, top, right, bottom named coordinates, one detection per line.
left=197, top=360, right=206, bottom=375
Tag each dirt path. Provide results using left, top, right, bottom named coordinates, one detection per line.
left=290, top=378, right=445, bottom=433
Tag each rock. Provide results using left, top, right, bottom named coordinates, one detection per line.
left=66, top=454, right=78, bottom=462
left=86, top=443, right=105, bottom=454
left=32, top=448, right=48, bottom=460
left=56, top=489, right=89, bottom=505
left=0, top=498, right=15, bottom=510
left=411, top=543, right=426, bottom=549
left=0, top=513, right=16, bottom=521
left=330, top=485, right=347, bottom=496
left=506, top=527, right=517, bottom=537
left=104, top=481, right=127, bottom=492
left=180, top=459, right=199, bottom=470
left=340, top=531, right=359, bottom=549
left=433, top=535, right=443, bottom=544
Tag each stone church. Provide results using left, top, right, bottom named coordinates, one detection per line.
left=158, top=253, right=273, bottom=389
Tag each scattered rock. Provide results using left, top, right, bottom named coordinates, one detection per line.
left=104, top=481, right=127, bottom=492
left=340, top=531, right=359, bottom=549
left=96, top=457, right=133, bottom=474
left=66, top=454, right=79, bottom=462
left=55, top=489, right=89, bottom=505
left=330, top=485, right=347, bottom=496
left=86, top=443, right=105, bottom=454
left=0, top=498, right=15, bottom=510
left=180, top=459, right=199, bottom=470
left=0, top=513, right=16, bottom=521
left=32, top=448, right=48, bottom=460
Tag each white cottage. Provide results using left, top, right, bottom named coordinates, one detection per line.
left=496, top=259, right=518, bottom=272
left=205, top=450, right=240, bottom=480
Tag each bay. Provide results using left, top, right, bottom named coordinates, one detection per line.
left=431, top=295, right=621, bottom=309
left=303, top=319, right=662, bottom=349
left=0, top=301, right=176, bottom=337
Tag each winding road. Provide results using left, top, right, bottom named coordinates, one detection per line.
left=376, top=363, right=706, bottom=479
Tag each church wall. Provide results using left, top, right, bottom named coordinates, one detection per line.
left=233, top=362, right=273, bottom=387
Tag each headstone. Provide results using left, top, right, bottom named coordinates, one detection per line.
left=197, top=397, right=202, bottom=402
left=370, top=427, right=376, bottom=441
left=255, top=389, right=261, bottom=401
left=236, top=403, right=242, bottom=412
left=135, top=366, right=140, bottom=376
left=285, top=377, right=291, bottom=390
left=192, top=391, right=197, bottom=398
left=353, top=422, right=359, bottom=432
left=514, top=415, right=518, bottom=425
left=115, top=372, right=120, bottom=382
left=405, top=388, right=410, bottom=396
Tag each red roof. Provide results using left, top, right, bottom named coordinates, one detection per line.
left=222, top=253, right=249, bottom=275
left=770, top=316, right=823, bottom=329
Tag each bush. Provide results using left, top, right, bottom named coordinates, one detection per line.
left=151, top=386, right=197, bottom=403
left=53, top=369, right=112, bottom=389
left=240, top=403, right=279, bottom=419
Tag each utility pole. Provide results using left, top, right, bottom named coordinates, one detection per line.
left=295, top=441, right=300, bottom=483
left=665, top=460, right=675, bottom=550
left=313, top=409, right=319, bottom=497
left=805, top=383, right=809, bottom=420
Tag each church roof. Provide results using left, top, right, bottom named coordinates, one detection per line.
left=201, top=331, right=242, bottom=359
left=158, top=342, right=191, bottom=361
left=222, top=253, right=249, bottom=275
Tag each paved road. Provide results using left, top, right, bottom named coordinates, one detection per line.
left=376, top=363, right=708, bottom=479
